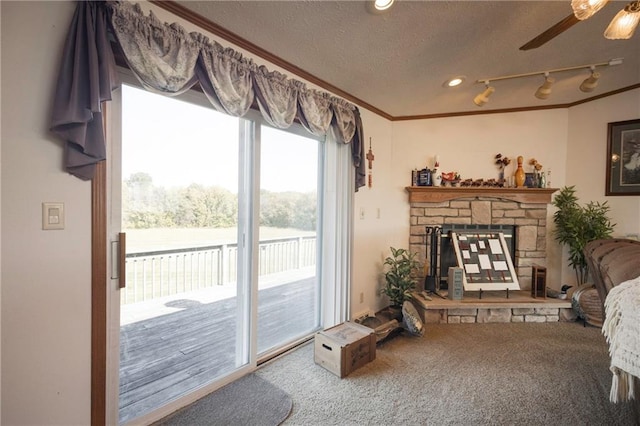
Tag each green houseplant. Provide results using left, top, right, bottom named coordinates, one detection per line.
left=552, top=186, right=615, bottom=285
left=382, top=247, right=420, bottom=308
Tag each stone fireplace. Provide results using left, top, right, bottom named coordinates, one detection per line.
left=407, top=186, right=557, bottom=292
left=406, top=186, right=573, bottom=324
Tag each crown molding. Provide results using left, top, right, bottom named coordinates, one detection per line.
left=150, top=1, right=638, bottom=122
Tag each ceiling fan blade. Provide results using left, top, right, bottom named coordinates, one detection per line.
left=519, top=13, right=581, bottom=51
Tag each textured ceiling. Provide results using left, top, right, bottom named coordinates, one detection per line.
left=172, top=1, right=639, bottom=118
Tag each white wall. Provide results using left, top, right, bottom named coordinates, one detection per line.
left=352, top=109, right=572, bottom=315
left=351, top=109, right=395, bottom=319
left=0, top=1, right=3, bottom=419
left=1, top=1, right=638, bottom=424
left=352, top=92, right=640, bottom=318
left=1, top=2, right=92, bottom=425
left=564, top=88, right=640, bottom=283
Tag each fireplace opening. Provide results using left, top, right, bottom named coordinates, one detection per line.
left=426, top=224, right=516, bottom=290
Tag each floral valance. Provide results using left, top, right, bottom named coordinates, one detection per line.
left=50, top=1, right=365, bottom=190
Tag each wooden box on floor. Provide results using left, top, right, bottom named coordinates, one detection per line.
left=314, top=322, right=376, bottom=378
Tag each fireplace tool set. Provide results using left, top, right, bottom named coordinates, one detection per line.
left=424, top=226, right=446, bottom=299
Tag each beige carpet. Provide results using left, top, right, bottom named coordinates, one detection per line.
left=257, top=322, right=639, bottom=425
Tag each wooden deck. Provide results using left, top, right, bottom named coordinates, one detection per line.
left=119, top=277, right=317, bottom=424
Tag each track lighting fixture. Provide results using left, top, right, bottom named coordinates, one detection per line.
left=580, top=68, right=601, bottom=92
left=473, top=83, right=495, bottom=107
left=604, top=1, right=640, bottom=39
left=472, top=58, right=622, bottom=106
left=534, top=73, right=555, bottom=100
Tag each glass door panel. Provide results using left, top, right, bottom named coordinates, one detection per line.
left=257, top=125, right=321, bottom=356
left=119, top=85, right=245, bottom=423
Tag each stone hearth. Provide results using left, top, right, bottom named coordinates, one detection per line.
left=411, top=291, right=573, bottom=324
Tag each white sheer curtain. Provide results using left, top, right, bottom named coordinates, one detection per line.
left=320, top=128, right=354, bottom=327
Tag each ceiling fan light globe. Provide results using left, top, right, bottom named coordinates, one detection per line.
left=571, top=0, right=610, bottom=20
left=604, top=3, right=640, bottom=39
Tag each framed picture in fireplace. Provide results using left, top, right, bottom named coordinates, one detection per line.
left=606, top=118, right=640, bottom=196
left=450, top=231, right=520, bottom=292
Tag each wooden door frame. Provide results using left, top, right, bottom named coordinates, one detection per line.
left=91, top=159, right=107, bottom=426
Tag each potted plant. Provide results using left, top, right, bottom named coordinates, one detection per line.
left=382, top=247, right=420, bottom=317
left=552, top=186, right=615, bottom=285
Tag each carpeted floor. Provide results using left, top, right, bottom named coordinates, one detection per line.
left=154, top=373, right=292, bottom=426
left=257, top=322, right=639, bottom=425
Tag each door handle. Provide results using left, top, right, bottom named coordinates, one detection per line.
left=111, top=232, right=126, bottom=289
left=118, top=232, right=126, bottom=289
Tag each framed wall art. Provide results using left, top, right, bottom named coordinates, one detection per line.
left=606, top=118, right=640, bottom=196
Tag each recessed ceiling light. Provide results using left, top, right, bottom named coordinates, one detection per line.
left=443, top=76, right=466, bottom=88
left=366, top=0, right=395, bottom=14
left=374, top=0, right=395, bottom=11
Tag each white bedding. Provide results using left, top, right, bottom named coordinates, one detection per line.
left=602, top=274, right=640, bottom=402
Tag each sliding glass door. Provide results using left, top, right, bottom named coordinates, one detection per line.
left=111, top=82, right=323, bottom=424
left=118, top=84, right=247, bottom=424
left=257, top=126, right=321, bottom=356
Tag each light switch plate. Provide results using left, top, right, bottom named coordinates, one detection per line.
left=42, top=202, right=65, bottom=230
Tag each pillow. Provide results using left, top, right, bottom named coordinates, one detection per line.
left=402, top=301, right=424, bottom=336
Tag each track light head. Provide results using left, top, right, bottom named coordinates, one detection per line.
left=580, top=70, right=601, bottom=92
left=474, top=84, right=495, bottom=107
left=535, top=74, right=555, bottom=100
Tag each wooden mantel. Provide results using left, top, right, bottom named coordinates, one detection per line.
left=406, top=186, right=558, bottom=204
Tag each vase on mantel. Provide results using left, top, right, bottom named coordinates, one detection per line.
left=515, top=155, right=526, bottom=188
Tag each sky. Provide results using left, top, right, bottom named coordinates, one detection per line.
left=121, top=84, right=319, bottom=193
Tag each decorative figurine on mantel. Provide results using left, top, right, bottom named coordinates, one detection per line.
left=441, top=171, right=460, bottom=186
left=529, top=158, right=544, bottom=188
left=515, top=155, right=526, bottom=188
left=494, top=153, right=511, bottom=186
left=432, top=155, right=441, bottom=186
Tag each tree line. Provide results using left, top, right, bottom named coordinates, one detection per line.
left=123, top=172, right=316, bottom=231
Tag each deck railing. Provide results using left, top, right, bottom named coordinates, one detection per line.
left=121, top=235, right=316, bottom=305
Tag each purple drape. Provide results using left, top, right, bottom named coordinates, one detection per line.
left=352, top=109, right=366, bottom=190
left=50, top=1, right=117, bottom=180
left=50, top=1, right=365, bottom=190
